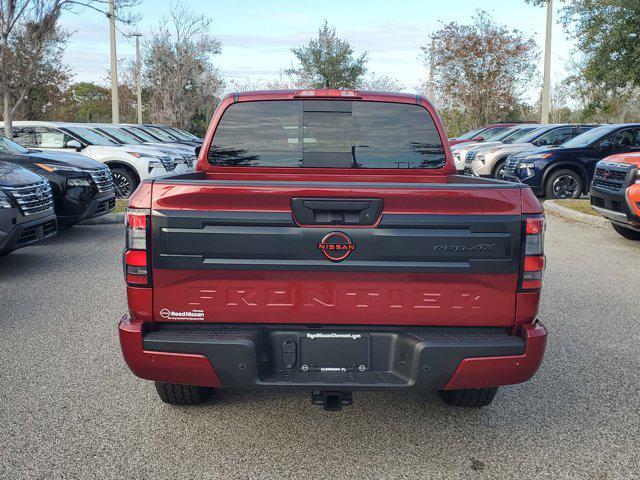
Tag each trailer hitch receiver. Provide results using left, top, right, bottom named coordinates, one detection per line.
left=311, top=390, right=353, bottom=411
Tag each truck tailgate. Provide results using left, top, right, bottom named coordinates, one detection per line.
left=150, top=177, right=523, bottom=327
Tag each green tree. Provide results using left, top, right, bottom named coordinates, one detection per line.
left=10, top=23, right=71, bottom=121
left=0, top=0, right=140, bottom=137
left=287, top=20, right=368, bottom=89
left=59, top=82, right=112, bottom=122
left=423, top=10, right=539, bottom=132
left=527, top=0, right=640, bottom=121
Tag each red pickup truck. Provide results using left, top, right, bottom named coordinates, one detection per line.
left=119, top=90, right=548, bottom=411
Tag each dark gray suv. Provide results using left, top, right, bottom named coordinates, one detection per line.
left=0, top=161, right=57, bottom=255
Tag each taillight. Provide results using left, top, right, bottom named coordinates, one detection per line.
left=521, top=215, right=545, bottom=291
left=124, top=208, right=151, bottom=286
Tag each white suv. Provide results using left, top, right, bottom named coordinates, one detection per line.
left=81, top=124, right=197, bottom=170
left=8, top=121, right=190, bottom=198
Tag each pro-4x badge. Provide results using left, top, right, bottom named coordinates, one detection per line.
left=318, top=232, right=355, bottom=262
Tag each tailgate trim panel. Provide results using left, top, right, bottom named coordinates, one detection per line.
left=153, top=212, right=521, bottom=274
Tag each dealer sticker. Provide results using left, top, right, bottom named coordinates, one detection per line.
left=158, top=308, right=205, bottom=321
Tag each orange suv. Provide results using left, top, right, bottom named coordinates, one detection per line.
left=590, top=152, right=640, bottom=240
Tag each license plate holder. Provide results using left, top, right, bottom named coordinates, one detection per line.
left=299, top=332, right=370, bottom=372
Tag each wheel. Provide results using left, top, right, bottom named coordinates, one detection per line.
left=492, top=159, right=506, bottom=179
left=611, top=222, right=640, bottom=240
left=439, top=387, right=498, bottom=407
left=545, top=169, right=583, bottom=199
left=154, top=382, right=213, bottom=405
left=110, top=167, right=139, bottom=199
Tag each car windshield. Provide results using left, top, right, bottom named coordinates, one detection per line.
left=0, top=135, right=29, bottom=154
left=123, top=127, right=157, bottom=142
left=490, top=127, right=521, bottom=142
left=456, top=127, right=485, bottom=140
left=98, top=127, right=143, bottom=145
left=502, top=126, right=543, bottom=144
left=513, top=126, right=557, bottom=145
left=166, top=126, right=198, bottom=141
left=145, top=126, right=179, bottom=142
left=64, top=126, right=118, bottom=146
left=561, top=125, right=615, bottom=148
left=482, top=127, right=511, bottom=141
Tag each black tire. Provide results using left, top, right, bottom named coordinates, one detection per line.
left=611, top=222, right=640, bottom=240
left=544, top=169, right=583, bottom=199
left=438, top=387, right=498, bottom=407
left=110, top=167, right=139, bottom=199
left=492, top=159, right=506, bottom=179
left=154, top=382, right=213, bottom=405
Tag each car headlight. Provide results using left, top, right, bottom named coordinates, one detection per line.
left=523, top=153, right=553, bottom=161
left=147, top=155, right=176, bottom=172
left=181, top=155, right=195, bottom=167
left=147, top=158, right=163, bottom=167
left=35, top=163, right=81, bottom=172
left=127, top=151, right=143, bottom=158
left=66, top=178, right=92, bottom=187
left=0, top=190, right=13, bottom=209
left=517, top=162, right=536, bottom=178
left=487, top=147, right=502, bottom=154
left=635, top=170, right=640, bottom=184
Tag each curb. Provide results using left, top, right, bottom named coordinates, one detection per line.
left=79, top=212, right=124, bottom=225
left=543, top=200, right=608, bottom=227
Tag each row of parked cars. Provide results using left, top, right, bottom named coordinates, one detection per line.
left=449, top=122, right=640, bottom=240
left=0, top=122, right=201, bottom=255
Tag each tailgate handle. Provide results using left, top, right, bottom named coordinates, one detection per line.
left=291, top=198, right=383, bottom=226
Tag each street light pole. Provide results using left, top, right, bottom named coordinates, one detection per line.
left=540, top=0, right=553, bottom=124
left=109, top=0, right=120, bottom=124
left=428, top=37, right=435, bottom=100
left=132, top=33, right=143, bottom=124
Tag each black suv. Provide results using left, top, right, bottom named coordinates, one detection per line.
left=504, top=124, right=640, bottom=198
left=0, top=161, right=57, bottom=254
left=0, top=136, right=116, bottom=227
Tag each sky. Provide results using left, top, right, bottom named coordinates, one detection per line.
left=58, top=0, right=574, bottom=96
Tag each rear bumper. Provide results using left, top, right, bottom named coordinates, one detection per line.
left=119, top=317, right=547, bottom=391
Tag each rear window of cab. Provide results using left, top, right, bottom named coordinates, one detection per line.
left=207, top=100, right=446, bottom=169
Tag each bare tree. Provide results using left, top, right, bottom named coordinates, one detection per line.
left=360, top=73, right=404, bottom=92
left=227, top=71, right=306, bottom=94
left=144, top=1, right=223, bottom=131
left=0, top=0, right=139, bottom=137
left=423, top=10, right=539, bottom=131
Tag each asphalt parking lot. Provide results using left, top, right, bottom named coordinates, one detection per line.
left=1, top=215, right=639, bottom=479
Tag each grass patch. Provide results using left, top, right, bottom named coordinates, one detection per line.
left=113, top=199, right=128, bottom=214
left=555, top=199, right=600, bottom=216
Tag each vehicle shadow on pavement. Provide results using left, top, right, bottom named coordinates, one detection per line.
left=0, top=225, right=123, bottom=279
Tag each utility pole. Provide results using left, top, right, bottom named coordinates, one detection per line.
left=109, top=0, right=120, bottom=124
left=132, top=32, right=143, bottom=124
left=428, top=37, right=435, bottom=100
left=540, top=0, right=553, bottom=124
